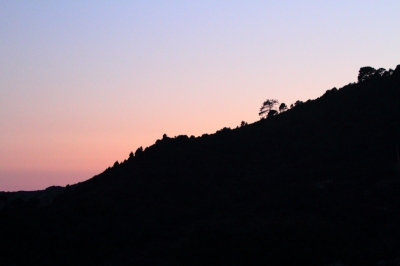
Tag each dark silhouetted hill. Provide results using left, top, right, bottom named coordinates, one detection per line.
left=1, top=65, right=400, bottom=265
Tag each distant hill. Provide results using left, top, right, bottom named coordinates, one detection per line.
left=0, top=186, right=64, bottom=209
left=1, top=65, right=400, bottom=265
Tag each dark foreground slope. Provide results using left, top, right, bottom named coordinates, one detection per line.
left=1, top=66, right=400, bottom=265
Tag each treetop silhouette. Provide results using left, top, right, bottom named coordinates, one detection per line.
left=259, top=99, right=279, bottom=118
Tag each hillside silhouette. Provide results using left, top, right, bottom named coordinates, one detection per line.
left=1, top=65, right=400, bottom=265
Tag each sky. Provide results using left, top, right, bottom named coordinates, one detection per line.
left=1, top=1, right=400, bottom=191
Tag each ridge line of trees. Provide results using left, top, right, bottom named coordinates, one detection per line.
left=259, top=64, right=400, bottom=119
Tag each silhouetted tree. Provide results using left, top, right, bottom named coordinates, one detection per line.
left=375, top=68, right=386, bottom=77
left=240, top=121, right=248, bottom=127
left=279, top=103, right=288, bottom=113
left=135, top=146, right=143, bottom=156
left=394, top=65, right=400, bottom=77
left=259, top=99, right=279, bottom=118
left=268, top=110, right=278, bottom=117
left=290, top=100, right=304, bottom=108
left=175, top=135, right=189, bottom=140
left=322, top=87, right=338, bottom=98
left=384, top=69, right=394, bottom=77
left=358, top=66, right=376, bottom=82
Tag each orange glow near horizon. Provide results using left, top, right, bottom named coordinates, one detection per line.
left=1, top=1, right=400, bottom=191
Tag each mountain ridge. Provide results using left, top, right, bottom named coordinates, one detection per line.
left=1, top=64, right=400, bottom=265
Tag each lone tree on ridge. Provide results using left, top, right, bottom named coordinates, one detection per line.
left=279, top=103, right=288, bottom=113
left=259, top=99, right=279, bottom=118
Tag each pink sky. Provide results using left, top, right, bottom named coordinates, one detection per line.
left=1, top=1, right=400, bottom=191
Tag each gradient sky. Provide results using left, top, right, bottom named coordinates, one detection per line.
left=1, top=1, right=399, bottom=191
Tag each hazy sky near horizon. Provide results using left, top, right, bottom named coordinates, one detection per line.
left=1, top=1, right=399, bottom=191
